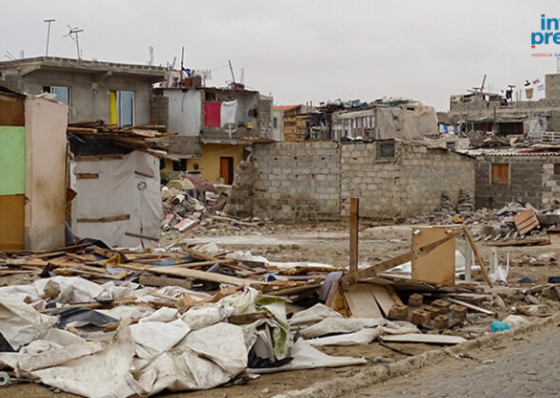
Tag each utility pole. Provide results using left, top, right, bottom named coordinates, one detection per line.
left=44, top=19, right=55, bottom=56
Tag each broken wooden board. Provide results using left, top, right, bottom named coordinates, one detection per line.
left=463, top=225, right=493, bottom=288
left=447, top=298, right=495, bottom=315
left=139, top=274, right=193, bottom=289
left=514, top=209, right=540, bottom=236
left=342, top=283, right=383, bottom=319
left=412, top=227, right=456, bottom=286
left=380, top=333, right=466, bottom=345
left=145, top=265, right=262, bottom=286
left=487, top=238, right=550, bottom=247
left=368, top=284, right=403, bottom=317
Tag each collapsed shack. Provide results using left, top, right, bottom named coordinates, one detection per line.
left=1, top=219, right=559, bottom=397
left=67, top=120, right=176, bottom=248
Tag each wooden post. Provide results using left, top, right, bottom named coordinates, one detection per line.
left=462, top=225, right=493, bottom=287
left=349, top=197, right=359, bottom=273
left=464, top=239, right=473, bottom=283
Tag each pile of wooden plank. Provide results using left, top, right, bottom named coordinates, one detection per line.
left=0, top=241, right=329, bottom=303
left=67, top=120, right=177, bottom=153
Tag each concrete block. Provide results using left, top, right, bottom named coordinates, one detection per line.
left=450, top=305, right=467, bottom=321
left=408, top=293, right=423, bottom=307
left=433, top=314, right=449, bottom=330
left=388, top=304, right=408, bottom=320
left=410, top=309, right=431, bottom=327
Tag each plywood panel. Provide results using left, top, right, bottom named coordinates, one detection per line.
left=0, top=96, right=25, bottom=126
left=0, top=126, right=26, bottom=195
left=0, top=194, right=25, bottom=250
left=411, top=227, right=455, bottom=285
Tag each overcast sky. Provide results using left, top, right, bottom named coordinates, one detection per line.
left=1, top=0, right=559, bottom=110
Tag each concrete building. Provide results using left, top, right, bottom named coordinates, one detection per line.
left=0, top=56, right=167, bottom=125
left=444, top=73, right=560, bottom=136
left=225, top=140, right=475, bottom=221
left=153, top=85, right=275, bottom=184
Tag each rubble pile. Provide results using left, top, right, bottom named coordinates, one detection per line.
left=160, top=175, right=265, bottom=237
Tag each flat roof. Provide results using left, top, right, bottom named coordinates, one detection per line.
left=0, top=56, right=168, bottom=80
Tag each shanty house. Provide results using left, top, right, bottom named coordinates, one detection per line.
left=0, top=87, right=68, bottom=251
left=0, top=56, right=167, bottom=125
left=153, top=85, right=275, bottom=184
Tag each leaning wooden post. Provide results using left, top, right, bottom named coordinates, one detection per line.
left=462, top=225, right=493, bottom=287
left=349, top=197, right=359, bottom=273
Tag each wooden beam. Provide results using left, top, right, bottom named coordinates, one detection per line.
left=77, top=214, right=130, bottom=223
left=462, top=225, right=493, bottom=287
left=145, top=265, right=261, bottom=286
left=447, top=297, right=494, bottom=315
left=380, top=333, right=466, bottom=345
left=349, top=197, right=359, bottom=273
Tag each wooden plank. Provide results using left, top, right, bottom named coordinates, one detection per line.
left=139, top=274, right=193, bottom=289
left=368, top=284, right=404, bottom=317
left=381, top=333, right=466, bottom=345
left=447, top=298, right=495, bottom=315
left=487, top=238, right=550, bottom=247
left=341, top=233, right=455, bottom=286
left=134, top=171, right=154, bottom=178
left=462, top=225, right=493, bottom=287
left=75, top=173, right=99, bottom=179
left=514, top=209, right=539, bottom=235
left=342, top=283, right=383, bottom=319
left=77, top=214, right=130, bottom=223
left=145, top=265, right=263, bottom=286
left=349, top=197, right=359, bottom=273
left=412, top=227, right=455, bottom=286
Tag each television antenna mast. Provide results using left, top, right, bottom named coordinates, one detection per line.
left=64, top=25, right=84, bottom=60
left=44, top=19, right=55, bottom=56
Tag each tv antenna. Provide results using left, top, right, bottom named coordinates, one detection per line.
left=228, top=59, right=236, bottom=83
left=148, top=46, right=154, bottom=66
left=44, top=19, right=55, bottom=56
left=64, top=25, right=84, bottom=60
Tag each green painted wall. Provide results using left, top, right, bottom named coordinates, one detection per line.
left=0, top=126, right=25, bottom=195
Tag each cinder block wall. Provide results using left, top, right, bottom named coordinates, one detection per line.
left=475, top=156, right=560, bottom=208
left=340, top=142, right=402, bottom=218
left=250, top=142, right=341, bottom=221
left=228, top=141, right=475, bottom=221
left=150, top=95, right=169, bottom=126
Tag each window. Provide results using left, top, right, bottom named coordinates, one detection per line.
left=43, top=86, right=69, bottom=104
left=377, top=142, right=395, bottom=159
left=491, top=164, right=509, bottom=185
left=110, top=90, right=134, bottom=126
left=272, top=117, right=278, bottom=129
left=554, top=163, right=560, bottom=175
left=172, top=159, right=187, bottom=171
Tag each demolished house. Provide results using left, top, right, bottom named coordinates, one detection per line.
left=153, top=80, right=276, bottom=184
left=0, top=87, right=68, bottom=251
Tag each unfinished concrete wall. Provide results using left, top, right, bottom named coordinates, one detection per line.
left=150, top=94, right=169, bottom=126
left=474, top=156, right=550, bottom=209
left=251, top=142, right=340, bottom=221
left=546, top=74, right=560, bottom=99
left=20, top=70, right=153, bottom=124
left=24, top=97, right=68, bottom=250
left=228, top=141, right=474, bottom=221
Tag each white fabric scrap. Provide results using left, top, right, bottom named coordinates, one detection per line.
left=130, top=319, right=190, bottom=353
left=248, top=338, right=366, bottom=374
left=300, top=317, right=386, bottom=339
left=308, top=328, right=381, bottom=346
left=0, top=292, right=58, bottom=350
left=289, top=303, right=343, bottom=327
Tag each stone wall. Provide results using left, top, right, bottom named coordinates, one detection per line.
left=474, top=156, right=560, bottom=209
left=227, top=141, right=475, bottom=221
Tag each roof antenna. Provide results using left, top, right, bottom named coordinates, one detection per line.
left=228, top=59, right=236, bottom=83
left=148, top=46, right=154, bottom=66
left=64, top=25, right=84, bottom=60
left=44, top=19, right=55, bottom=56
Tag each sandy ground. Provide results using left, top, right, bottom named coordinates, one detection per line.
left=3, top=221, right=560, bottom=397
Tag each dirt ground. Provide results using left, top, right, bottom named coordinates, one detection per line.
left=3, top=221, right=560, bottom=397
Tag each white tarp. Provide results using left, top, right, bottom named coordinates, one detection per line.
left=300, top=317, right=386, bottom=339
left=308, top=328, right=381, bottom=346
left=248, top=339, right=367, bottom=374
left=0, top=293, right=58, bottom=350
left=71, top=151, right=162, bottom=248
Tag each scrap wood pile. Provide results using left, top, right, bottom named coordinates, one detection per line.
left=67, top=119, right=177, bottom=154
left=2, top=226, right=560, bottom=396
